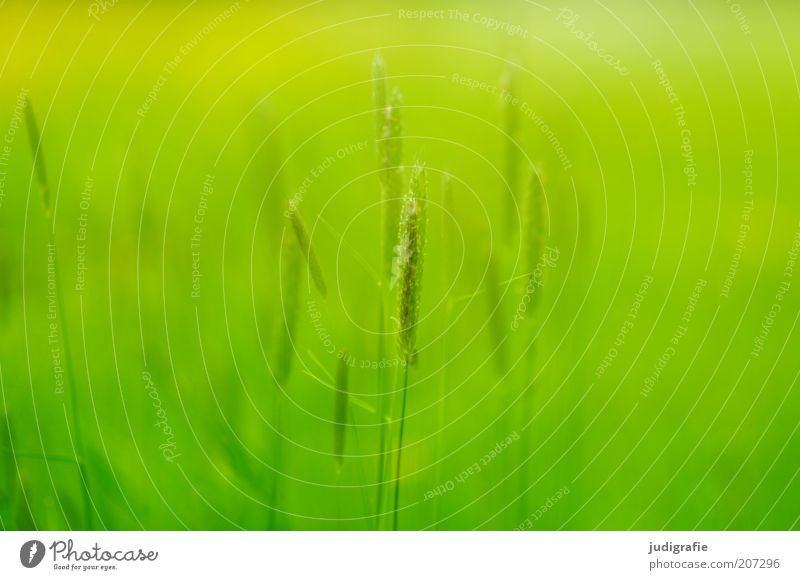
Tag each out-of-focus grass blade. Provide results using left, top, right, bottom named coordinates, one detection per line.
left=273, top=232, right=302, bottom=385
left=24, top=99, right=50, bottom=214
left=289, top=210, right=327, bottom=298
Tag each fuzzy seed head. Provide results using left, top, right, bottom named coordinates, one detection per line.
left=396, top=163, right=427, bottom=362
left=373, top=54, right=404, bottom=278
left=372, top=54, right=388, bottom=131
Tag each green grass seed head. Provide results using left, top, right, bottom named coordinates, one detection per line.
left=372, top=53, right=388, bottom=133
left=24, top=99, right=50, bottom=215
left=373, top=54, right=404, bottom=278
left=289, top=210, right=327, bottom=298
left=333, top=353, right=349, bottom=471
left=396, top=163, right=428, bottom=362
left=384, top=87, right=404, bottom=194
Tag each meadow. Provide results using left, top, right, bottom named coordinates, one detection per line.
left=0, top=0, right=799, bottom=530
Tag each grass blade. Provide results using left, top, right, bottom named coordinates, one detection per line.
left=289, top=210, right=327, bottom=298
left=273, top=233, right=302, bottom=385
left=484, top=252, right=509, bottom=374
left=24, top=99, right=50, bottom=214
left=25, top=98, right=94, bottom=528
left=373, top=54, right=404, bottom=277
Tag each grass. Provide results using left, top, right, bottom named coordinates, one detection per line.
left=24, top=100, right=50, bottom=214
left=373, top=53, right=404, bottom=277
left=24, top=99, right=94, bottom=529
left=372, top=53, right=406, bottom=530
left=521, top=167, right=546, bottom=307
left=266, top=226, right=303, bottom=529
left=274, top=230, right=302, bottom=384
left=395, top=163, right=428, bottom=363
left=289, top=210, right=327, bottom=299
left=515, top=167, right=547, bottom=521
left=1, top=1, right=799, bottom=532
left=392, top=162, right=428, bottom=530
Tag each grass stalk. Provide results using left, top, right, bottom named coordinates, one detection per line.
left=274, top=232, right=302, bottom=384
left=432, top=171, right=453, bottom=527
left=522, top=167, right=546, bottom=306
left=517, top=167, right=546, bottom=523
left=374, top=297, right=388, bottom=529
left=392, top=362, right=410, bottom=530
left=373, top=54, right=404, bottom=277
left=392, top=163, right=427, bottom=530
left=372, top=53, right=405, bottom=529
left=26, top=99, right=94, bottom=529
left=267, top=226, right=304, bottom=530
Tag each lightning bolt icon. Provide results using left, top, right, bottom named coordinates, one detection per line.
left=29, top=543, right=38, bottom=564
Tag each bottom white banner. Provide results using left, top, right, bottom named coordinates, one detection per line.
left=0, top=531, right=797, bottom=578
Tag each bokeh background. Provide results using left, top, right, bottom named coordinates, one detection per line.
left=1, top=0, right=799, bottom=530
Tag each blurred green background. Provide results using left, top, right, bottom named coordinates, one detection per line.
left=1, top=0, right=799, bottom=530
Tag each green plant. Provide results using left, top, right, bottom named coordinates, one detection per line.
left=289, top=210, right=327, bottom=298
left=393, top=162, right=428, bottom=530
left=373, top=53, right=404, bottom=276
left=522, top=167, right=546, bottom=303
left=25, top=99, right=94, bottom=529
left=273, top=232, right=302, bottom=385
left=517, top=166, right=547, bottom=521
left=395, top=163, right=428, bottom=363
left=372, top=53, right=405, bottom=530
left=500, top=63, right=521, bottom=235
left=266, top=227, right=304, bottom=530
left=25, top=101, right=50, bottom=214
